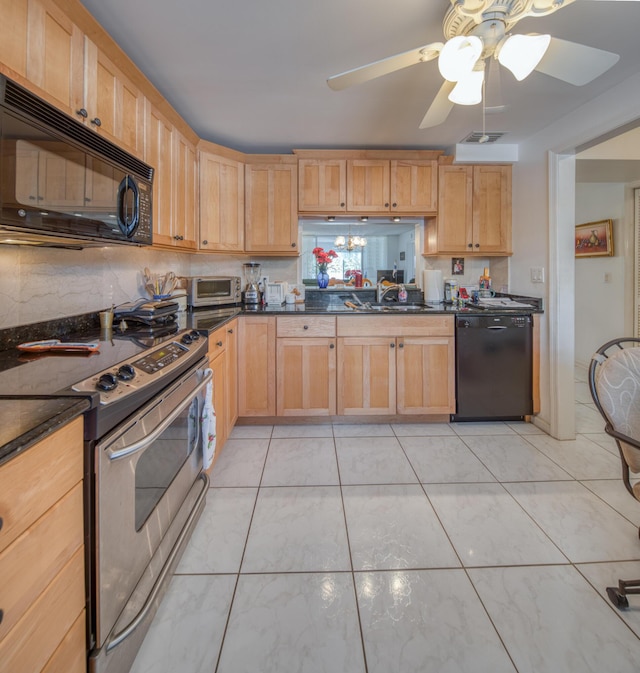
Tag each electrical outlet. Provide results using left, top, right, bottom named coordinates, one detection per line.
left=530, top=267, right=545, bottom=283
left=604, top=272, right=612, bottom=283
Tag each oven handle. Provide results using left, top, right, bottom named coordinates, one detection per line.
left=106, top=470, right=209, bottom=652
left=106, top=369, right=213, bottom=461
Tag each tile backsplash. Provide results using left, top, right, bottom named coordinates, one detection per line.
left=0, top=246, right=300, bottom=330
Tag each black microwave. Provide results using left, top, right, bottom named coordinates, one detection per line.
left=0, top=75, right=153, bottom=248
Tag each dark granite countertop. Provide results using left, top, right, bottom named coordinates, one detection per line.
left=0, top=396, right=91, bottom=466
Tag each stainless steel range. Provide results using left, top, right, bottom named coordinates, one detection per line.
left=0, top=325, right=210, bottom=673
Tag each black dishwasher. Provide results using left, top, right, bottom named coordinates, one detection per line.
left=453, top=314, right=533, bottom=421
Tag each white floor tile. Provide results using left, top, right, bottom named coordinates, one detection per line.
left=575, top=380, right=594, bottom=404
left=504, top=481, right=640, bottom=562
left=391, top=422, right=455, bottom=436
left=335, top=436, right=418, bottom=484
left=355, top=569, right=516, bottom=673
left=271, top=423, right=334, bottom=438
left=451, top=421, right=517, bottom=436
left=241, top=486, right=351, bottom=572
left=332, top=423, right=394, bottom=437
left=469, top=565, right=640, bottom=673
left=228, top=424, right=273, bottom=439
left=130, top=574, right=236, bottom=673
left=462, top=434, right=572, bottom=481
left=577, top=561, right=640, bottom=636
left=176, top=487, right=257, bottom=574
left=261, top=438, right=339, bottom=486
left=209, top=439, right=269, bottom=487
left=580, top=479, right=640, bottom=527
left=580, top=431, right=619, bottom=455
left=576, top=402, right=607, bottom=433
left=506, top=421, right=545, bottom=435
left=342, top=484, right=460, bottom=570
left=426, top=482, right=567, bottom=566
left=524, top=433, right=621, bottom=480
left=399, top=435, right=496, bottom=483
left=217, top=573, right=366, bottom=673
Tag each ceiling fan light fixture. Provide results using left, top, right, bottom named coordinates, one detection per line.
left=438, top=35, right=483, bottom=82
left=497, top=33, right=551, bottom=81
left=448, top=67, right=484, bottom=105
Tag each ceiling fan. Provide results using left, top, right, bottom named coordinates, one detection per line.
left=327, top=0, right=637, bottom=129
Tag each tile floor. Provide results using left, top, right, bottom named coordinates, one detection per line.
left=130, top=373, right=640, bottom=673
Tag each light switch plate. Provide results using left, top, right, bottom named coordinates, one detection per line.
left=530, top=267, right=545, bottom=283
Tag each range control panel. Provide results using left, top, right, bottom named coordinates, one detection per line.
left=72, top=329, right=204, bottom=404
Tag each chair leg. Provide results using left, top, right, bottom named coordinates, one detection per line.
left=606, top=579, right=640, bottom=609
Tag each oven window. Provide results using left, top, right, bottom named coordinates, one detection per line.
left=134, top=396, right=199, bottom=530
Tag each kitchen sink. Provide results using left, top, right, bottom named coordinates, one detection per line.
left=349, top=303, right=432, bottom=312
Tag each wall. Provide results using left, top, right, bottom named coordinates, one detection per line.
left=574, top=183, right=627, bottom=367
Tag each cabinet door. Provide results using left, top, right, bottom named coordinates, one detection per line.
left=173, top=131, right=198, bottom=250
left=83, top=38, right=144, bottom=157
left=145, top=103, right=175, bottom=247
left=237, top=316, right=276, bottom=416
left=298, top=159, right=346, bottom=212
left=337, top=337, right=396, bottom=415
left=199, top=152, right=245, bottom=252
left=396, top=336, right=455, bottom=414
left=390, top=159, right=437, bottom=214
left=208, top=351, right=227, bottom=460
left=21, top=0, right=84, bottom=116
left=346, top=160, right=390, bottom=212
left=245, top=162, right=298, bottom=253
left=277, top=338, right=336, bottom=416
left=472, top=165, right=512, bottom=254
left=0, top=0, right=29, bottom=80
left=436, top=164, right=473, bottom=253
left=225, top=319, right=239, bottom=430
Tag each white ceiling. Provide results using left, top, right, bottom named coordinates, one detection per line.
left=79, top=0, right=640, bottom=153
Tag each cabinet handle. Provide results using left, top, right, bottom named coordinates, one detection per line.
left=384, top=203, right=389, bottom=208
left=202, top=240, right=208, bottom=245
left=90, top=117, right=102, bottom=127
left=76, top=108, right=88, bottom=118
left=303, top=325, right=309, bottom=330
left=340, top=202, right=345, bottom=207
left=398, top=342, right=404, bottom=349
left=390, top=342, right=395, bottom=348
left=227, top=328, right=234, bottom=334
left=329, top=343, right=335, bottom=349
left=291, top=242, right=297, bottom=248
left=474, top=243, right=480, bottom=248
left=468, top=243, right=473, bottom=248
left=174, top=235, right=184, bottom=241
left=0, top=609, right=3, bottom=626
left=0, top=516, right=3, bottom=531
left=392, top=202, right=397, bottom=208
left=216, top=341, right=223, bottom=347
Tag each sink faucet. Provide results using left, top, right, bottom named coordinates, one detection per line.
left=377, top=281, right=401, bottom=302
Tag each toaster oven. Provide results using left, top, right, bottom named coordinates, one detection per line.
left=186, top=276, right=241, bottom=308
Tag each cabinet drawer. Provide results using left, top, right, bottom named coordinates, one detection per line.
left=0, top=483, right=83, bottom=641
left=0, top=546, right=84, bottom=673
left=337, top=315, right=453, bottom=337
left=208, top=325, right=228, bottom=359
left=41, top=610, right=86, bottom=673
left=0, top=417, right=83, bottom=554
left=277, top=316, right=336, bottom=337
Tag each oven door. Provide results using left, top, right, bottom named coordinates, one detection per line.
left=90, top=361, right=211, bottom=672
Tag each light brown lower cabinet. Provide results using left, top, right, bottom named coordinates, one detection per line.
left=207, top=318, right=238, bottom=466
left=237, top=315, right=276, bottom=416
left=336, top=316, right=455, bottom=416
left=0, top=416, right=85, bottom=673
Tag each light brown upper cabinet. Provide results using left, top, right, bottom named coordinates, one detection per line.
left=199, top=148, right=245, bottom=252
left=0, top=0, right=145, bottom=158
left=245, top=159, right=298, bottom=254
left=81, top=39, right=145, bottom=158
left=295, top=151, right=441, bottom=216
left=145, top=103, right=198, bottom=250
left=298, top=158, right=347, bottom=213
left=424, top=164, right=512, bottom=256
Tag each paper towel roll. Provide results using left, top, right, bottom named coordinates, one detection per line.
left=423, top=269, right=443, bottom=302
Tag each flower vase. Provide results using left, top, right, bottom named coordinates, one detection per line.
left=317, top=270, right=329, bottom=289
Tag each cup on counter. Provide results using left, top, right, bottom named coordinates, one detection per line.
left=99, top=310, right=114, bottom=329
left=285, top=293, right=296, bottom=304
left=478, top=289, right=495, bottom=298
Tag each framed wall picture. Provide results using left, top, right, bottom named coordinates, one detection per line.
left=575, top=219, right=613, bottom=258
left=452, top=257, right=464, bottom=275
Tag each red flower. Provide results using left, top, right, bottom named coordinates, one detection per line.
left=313, top=247, right=338, bottom=267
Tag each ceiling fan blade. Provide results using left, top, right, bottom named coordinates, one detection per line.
left=327, top=42, right=443, bottom=91
left=534, top=37, right=619, bottom=86
left=419, top=80, right=455, bottom=129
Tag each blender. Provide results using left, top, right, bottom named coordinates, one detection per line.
left=242, top=262, right=261, bottom=304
